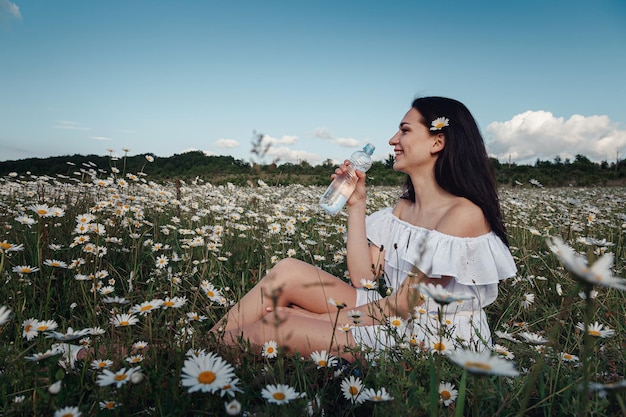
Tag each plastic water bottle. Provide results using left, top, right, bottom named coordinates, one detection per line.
left=320, top=143, right=375, bottom=215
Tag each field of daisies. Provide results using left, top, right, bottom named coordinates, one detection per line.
left=0, top=163, right=625, bottom=417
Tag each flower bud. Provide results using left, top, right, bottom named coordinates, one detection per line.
left=48, top=380, right=62, bottom=394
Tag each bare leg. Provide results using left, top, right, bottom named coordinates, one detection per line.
left=210, top=258, right=357, bottom=333
left=223, top=311, right=359, bottom=361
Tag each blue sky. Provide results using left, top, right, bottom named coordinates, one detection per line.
left=1, top=0, right=625, bottom=165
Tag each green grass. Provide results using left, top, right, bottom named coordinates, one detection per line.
left=0, top=172, right=625, bottom=416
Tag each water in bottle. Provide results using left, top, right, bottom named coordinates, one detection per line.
left=320, top=143, right=375, bottom=215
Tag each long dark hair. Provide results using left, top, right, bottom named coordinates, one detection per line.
left=402, top=96, right=509, bottom=246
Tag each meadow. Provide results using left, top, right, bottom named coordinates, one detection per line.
left=0, top=163, right=625, bottom=416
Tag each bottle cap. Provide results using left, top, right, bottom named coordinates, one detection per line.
left=363, top=143, right=375, bottom=155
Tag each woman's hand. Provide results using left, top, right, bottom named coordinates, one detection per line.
left=331, top=160, right=367, bottom=208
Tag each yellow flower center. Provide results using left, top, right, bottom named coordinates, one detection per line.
left=36, top=325, right=48, bottom=331
left=391, top=319, right=402, bottom=327
left=98, top=362, right=107, bottom=367
left=441, top=390, right=451, bottom=400
left=435, top=122, right=444, bottom=129
left=37, top=209, right=48, bottom=215
left=318, top=360, right=327, bottom=367
left=24, top=324, right=33, bottom=332
left=464, top=361, right=492, bottom=371
left=207, top=291, right=215, bottom=297
left=140, top=304, right=153, bottom=311
left=164, top=301, right=174, bottom=307
left=349, top=386, right=359, bottom=395
left=273, top=392, right=286, bottom=401
left=563, top=354, right=573, bottom=360
left=267, top=347, right=274, bottom=353
left=119, top=321, right=129, bottom=326
left=105, top=402, right=115, bottom=409
left=433, top=342, right=445, bottom=351
left=589, top=330, right=601, bottom=337
left=0, top=242, right=11, bottom=250
left=114, top=373, right=127, bottom=381
left=62, top=414, right=73, bottom=417
left=198, top=371, right=216, bottom=384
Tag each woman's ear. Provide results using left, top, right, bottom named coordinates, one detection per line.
left=431, top=133, right=445, bottom=154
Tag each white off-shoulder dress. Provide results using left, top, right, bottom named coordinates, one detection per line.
left=351, top=207, right=517, bottom=351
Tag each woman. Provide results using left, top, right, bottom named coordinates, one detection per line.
left=211, top=97, right=517, bottom=360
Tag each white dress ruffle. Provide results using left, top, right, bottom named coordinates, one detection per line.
left=351, top=207, right=517, bottom=352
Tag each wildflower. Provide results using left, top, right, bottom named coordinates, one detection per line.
left=53, top=406, right=81, bottom=417
left=0, top=241, right=24, bottom=253
left=35, top=319, right=58, bottom=333
left=145, top=154, right=154, bottom=162
left=15, top=214, right=37, bottom=227
left=439, top=381, right=458, bottom=406
left=520, top=293, right=535, bottom=309
left=387, top=316, right=407, bottom=331
left=180, top=352, right=236, bottom=394
left=102, top=296, right=130, bottom=304
left=99, top=401, right=120, bottom=410
left=0, top=305, right=12, bottom=326
left=29, top=204, right=54, bottom=217
left=415, top=283, right=473, bottom=305
left=91, top=359, right=114, bottom=370
left=162, top=296, right=186, bottom=309
left=428, top=336, right=455, bottom=355
left=25, top=347, right=63, bottom=361
left=310, top=350, right=338, bottom=369
left=519, top=331, right=548, bottom=345
left=575, top=321, right=615, bottom=338
left=346, top=310, right=363, bottom=322
left=447, top=349, right=519, bottom=377
left=130, top=371, right=145, bottom=384
left=546, top=237, right=626, bottom=290
left=111, top=313, right=139, bottom=327
left=22, top=318, right=39, bottom=340
left=361, top=387, right=394, bottom=402
left=130, top=299, right=164, bottom=316
left=261, top=383, right=301, bottom=405
left=97, top=367, right=141, bottom=388
left=132, top=340, right=148, bottom=350
left=493, top=344, right=515, bottom=360
left=225, top=399, right=242, bottom=415
left=588, top=379, right=626, bottom=398
left=337, top=323, right=353, bottom=332
left=560, top=352, right=580, bottom=362
left=219, top=377, right=244, bottom=397
left=340, top=375, right=365, bottom=404
left=262, top=340, right=279, bottom=359
left=48, top=380, right=62, bottom=394
left=155, top=254, right=169, bottom=269
left=360, top=279, right=378, bottom=290
left=45, top=327, right=91, bottom=341
left=430, top=117, right=449, bottom=131
left=12, top=265, right=40, bottom=275
left=328, top=298, right=347, bottom=309
left=125, top=354, right=144, bottom=364
left=268, top=222, right=281, bottom=234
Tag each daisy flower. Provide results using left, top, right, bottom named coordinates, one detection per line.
left=163, top=296, right=187, bottom=309
left=560, top=352, right=580, bottom=362
left=225, top=399, right=242, bottom=415
left=430, top=117, right=449, bottom=131
left=12, top=265, right=40, bottom=275
left=361, top=387, right=394, bottom=402
left=546, top=237, right=626, bottom=290
left=132, top=340, right=149, bottom=350
left=102, top=296, right=130, bottom=304
left=125, top=354, right=144, bottom=364
left=155, top=254, right=169, bottom=269
left=111, top=313, right=139, bottom=327
left=45, top=327, right=91, bottom=341
left=25, top=347, right=63, bottom=361
left=91, top=359, right=114, bottom=370
left=327, top=298, right=347, bottom=309
left=35, top=319, right=58, bottom=333
left=415, top=283, right=473, bottom=305
left=387, top=316, right=407, bottom=332
left=337, top=323, right=353, bottom=332
left=99, top=401, right=120, bottom=410
left=520, top=293, right=535, bottom=309
left=180, top=352, right=236, bottom=394
left=439, top=382, right=458, bottom=406
left=0, top=305, right=12, bottom=326
left=22, top=318, right=39, bottom=340
left=310, top=350, right=338, bottom=369
left=340, top=375, right=365, bottom=404
left=493, top=344, right=515, bottom=360
left=575, top=321, right=615, bottom=338
left=262, top=340, right=279, bottom=359
left=218, top=377, right=244, bottom=397
left=29, top=204, right=54, bottom=217
left=43, top=259, right=68, bottom=268
left=346, top=310, right=363, bottom=323
left=519, top=331, right=549, bottom=345
left=360, top=279, right=378, bottom=290
left=447, top=348, right=519, bottom=377
left=53, top=406, right=81, bottom=417
left=130, top=299, right=164, bottom=316
left=261, top=383, right=301, bottom=405
left=97, top=367, right=141, bottom=388
left=428, top=336, right=455, bottom=355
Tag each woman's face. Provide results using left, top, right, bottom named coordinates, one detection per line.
left=388, top=108, right=442, bottom=173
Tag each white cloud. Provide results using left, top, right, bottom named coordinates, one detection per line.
left=261, top=134, right=298, bottom=146
left=312, top=127, right=333, bottom=139
left=215, top=138, right=239, bottom=148
left=53, top=121, right=90, bottom=131
left=334, top=137, right=361, bottom=148
left=90, top=136, right=112, bottom=141
left=0, top=0, right=21, bottom=21
left=486, top=111, right=626, bottom=163
left=263, top=146, right=321, bottom=165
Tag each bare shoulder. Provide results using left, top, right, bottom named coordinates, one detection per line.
left=435, top=198, right=490, bottom=238
left=392, top=197, right=411, bottom=217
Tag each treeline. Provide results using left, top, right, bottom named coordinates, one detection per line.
left=1, top=151, right=625, bottom=187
